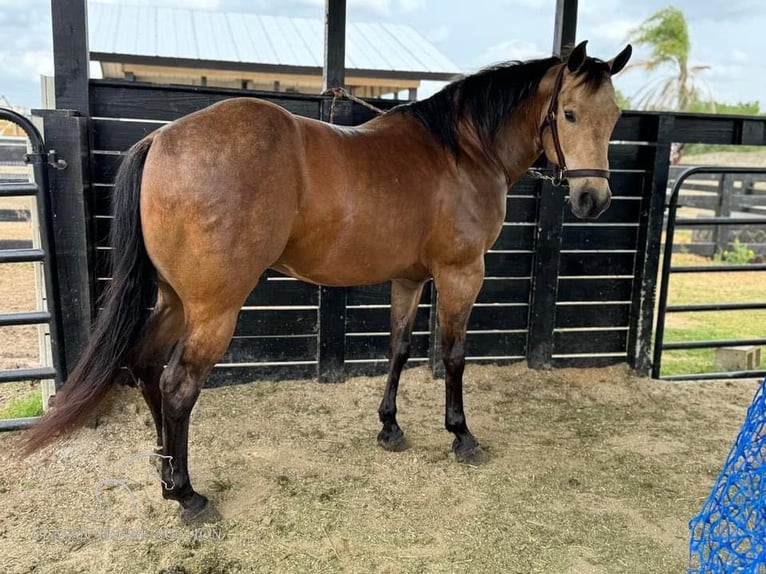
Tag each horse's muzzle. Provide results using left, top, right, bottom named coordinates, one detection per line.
left=570, top=187, right=611, bottom=220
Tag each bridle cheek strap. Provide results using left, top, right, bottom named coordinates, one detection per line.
left=540, top=65, right=610, bottom=183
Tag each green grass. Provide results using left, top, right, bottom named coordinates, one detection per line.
left=0, top=392, right=42, bottom=419
left=659, top=253, right=766, bottom=377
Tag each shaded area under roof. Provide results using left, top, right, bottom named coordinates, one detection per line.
left=88, top=3, right=461, bottom=81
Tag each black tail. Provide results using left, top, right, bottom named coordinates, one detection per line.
left=24, top=136, right=157, bottom=453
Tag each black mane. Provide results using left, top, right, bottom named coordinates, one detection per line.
left=394, top=56, right=611, bottom=159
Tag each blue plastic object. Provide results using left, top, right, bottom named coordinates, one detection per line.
left=689, top=377, right=766, bottom=573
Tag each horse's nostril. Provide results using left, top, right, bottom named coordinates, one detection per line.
left=579, top=191, right=593, bottom=212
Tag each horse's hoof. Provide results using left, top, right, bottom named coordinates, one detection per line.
left=453, top=438, right=489, bottom=465
left=377, top=427, right=409, bottom=452
left=179, top=498, right=221, bottom=525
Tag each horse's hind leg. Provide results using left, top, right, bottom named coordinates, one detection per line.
left=134, top=283, right=185, bottom=448
left=433, top=260, right=486, bottom=464
left=159, top=306, right=240, bottom=524
left=377, top=278, right=426, bottom=451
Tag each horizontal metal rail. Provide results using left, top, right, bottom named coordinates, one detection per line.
left=0, top=311, right=51, bottom=326
left=653, top=166, right=766, bottom=380
left=662, top=370, right=766, bottom=382
left=675, top=217, right=766, bottom=226
left=662, top=337, right=766, bottom=351
left=667, top=302, right=766, bottom=313
left=0, top=417, right=39, bottom=431
left=0, top=182, right=38, bottom=197
left=0, top=248, right=45, bottom=263
left=0, top=367, right=57, bottom=384
left=670, top=264, right=766, bottom=273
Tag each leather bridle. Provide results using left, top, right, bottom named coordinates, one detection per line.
left=539, top=64, right=610, bottom=184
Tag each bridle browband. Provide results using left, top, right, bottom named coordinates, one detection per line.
left=538, top=64, right=610, bottom=184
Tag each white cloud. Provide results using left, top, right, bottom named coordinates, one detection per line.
left=92, top=0, right=221, bottom=7
left=350, top=0, right=391, bottom=14
left=731, top=49, right=749, bottom=64
left=344, top=0, right=424, bottom=15
left=505, top=0, right=548, bottom=9
left=20, top=51, right=53, bottom=77
left=398, top=0, right=424, bottom=12
left=477, top=39, right=547, bottom=66
left=590, top=18, right=639, bottom=42
left=426, top=25, right=450, bottom=44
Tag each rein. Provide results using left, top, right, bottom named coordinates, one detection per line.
left=528, top=64, right=610, bottom=186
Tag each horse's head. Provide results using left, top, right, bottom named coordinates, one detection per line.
left=540, top=41, right=632, bottom=219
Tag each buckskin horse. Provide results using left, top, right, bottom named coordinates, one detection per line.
left=25, top=41, right=632, bottom=524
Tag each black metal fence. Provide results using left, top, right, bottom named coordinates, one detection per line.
left=653, top=166, right=766, bottom=381
left=0, top=108, right=65, bottom=430
left=667, top=166, right=766, bottom=257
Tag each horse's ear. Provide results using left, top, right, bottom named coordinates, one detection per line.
left=608, top=44, right=632, bottom=75
left=566, top=40, right=588, bottom=72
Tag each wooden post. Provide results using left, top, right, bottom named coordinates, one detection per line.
left=316, top=97, right=349, bottom=383
left=46, top=0, right=94, bottom=379
left=318, top=286, right=347, bottom=383
left=627, top=115, right=674, bottom=375
left=527, top=0, right=579, bottom=368
left=428, top=285, right=443, bottom=378
left=51, top=0, right=90, bottom=115
left=35, top=111, right=93, bottom=380
left=322, top=0, right=346, bottom=91
left=527, top=182, right=567, bottom=369
left=716, top=173, right=734, bottom=255
left=552, top=0, right=578, bottom=57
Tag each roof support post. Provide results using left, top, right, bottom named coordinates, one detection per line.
left=527, top=0, right=579, bottom=368
left=552, top=0, right=578, bottom=57
left=51, top=0, right=90, bottom=114
left=322, top=0, right=346, bottom=90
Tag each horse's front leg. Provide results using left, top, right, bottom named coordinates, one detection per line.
left=377, top=278, right=427, bottom=451
left=434, top=260, right=486, bottom=464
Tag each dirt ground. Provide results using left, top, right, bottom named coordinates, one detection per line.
left=0, top=363, right=760, bottom=574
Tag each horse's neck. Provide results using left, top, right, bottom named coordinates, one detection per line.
left=493, top=102, right=546, bottom=184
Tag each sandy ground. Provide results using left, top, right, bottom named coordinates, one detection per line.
left=0, top=363, right=759, bottom=574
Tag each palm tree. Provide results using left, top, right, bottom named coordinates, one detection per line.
left=627, top=6, right=713, bottom=162
left=627, top=6, right=712, bottom=112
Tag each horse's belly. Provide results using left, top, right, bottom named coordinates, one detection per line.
left=272, top=237, right=427, bottom=287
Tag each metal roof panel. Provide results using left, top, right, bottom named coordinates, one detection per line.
left=88, top=2, right=460, bottom=74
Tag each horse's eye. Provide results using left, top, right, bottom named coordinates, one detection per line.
left=564, top=110, right=576, bottom=123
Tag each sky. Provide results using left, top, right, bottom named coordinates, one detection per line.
left=1, top=0, right=765, bottom=111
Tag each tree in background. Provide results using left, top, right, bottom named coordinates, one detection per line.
left=627, top=6, right=712, bottom=111
left=686, top=100, right=760, bottom=116
left=685, top=99, right=762, bottom=155
left=626, top=6, right=716, bottom=162
left=614, top=88, right=631, bottom=110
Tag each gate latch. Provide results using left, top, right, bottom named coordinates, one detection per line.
left=24, top=150, right=68, bottom=170
left=46, top=150, right=68, bottom=170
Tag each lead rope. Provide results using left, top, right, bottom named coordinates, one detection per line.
left=323, top=87, right=384, bottom=124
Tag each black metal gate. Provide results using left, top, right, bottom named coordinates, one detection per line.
left=653, top=166, right=766, bottom=380
left=0, top=108, right=65, bottom=430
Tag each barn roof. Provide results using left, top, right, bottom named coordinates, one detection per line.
left=88, top=3, right=461, bottom=81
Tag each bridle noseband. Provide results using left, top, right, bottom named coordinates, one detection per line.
left=538, top=64, right=610, bottom=184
